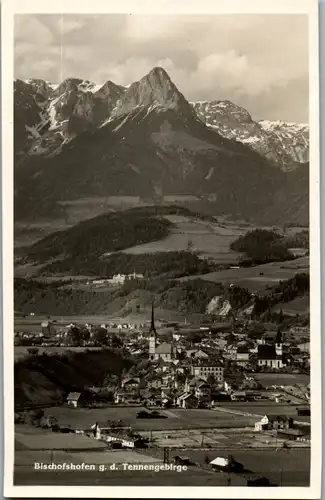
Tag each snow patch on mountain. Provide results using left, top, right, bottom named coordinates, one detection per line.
left=192, top=100, right=309, bottom=170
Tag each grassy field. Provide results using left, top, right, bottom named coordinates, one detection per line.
left=250, top=373, right=310, bottom=388
left=122, top=216, right=245, bottom=263
left=272, top=296, right=310, bottom=315
left=42, top=406, right=273, bottom=432
left=143, top=447, right=310, bottom=487
left=38, top=403, right=311, bottom=433
left=180, top=256, right=309, bottom=292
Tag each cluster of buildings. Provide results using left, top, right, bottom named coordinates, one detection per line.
left=91, top=272, right=144, bottom=287
left=108, top=305, right=310, bottom=409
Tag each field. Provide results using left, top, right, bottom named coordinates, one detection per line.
left=38, top=404, right=311, bottom=432
left=180, top=256, right=309, bottom=292
left=272, top=296, right=310, bottom=315
left=249, top=373, right=310, bottom=388
left=14, top=422, right=310, bottom=486
left=141, top=447, right=310, bottom=487
left=123, top=216, right=245, bottom=263
left=39, top=406, right=257, bottom=431
left=14, top=196, right=203, bottom=248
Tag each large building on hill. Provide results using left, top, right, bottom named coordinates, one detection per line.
left=148, top=303, right=178, bottom=362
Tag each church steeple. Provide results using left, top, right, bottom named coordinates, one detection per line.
left=148, top=300, right=157, bottom=359
left=149, top=300, right=156, bottom=334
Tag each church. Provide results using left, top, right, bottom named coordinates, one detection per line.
left=148, top=303, right=178, bottom=362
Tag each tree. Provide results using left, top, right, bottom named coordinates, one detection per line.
left=111, top=334, right=123, bottom=348
left=40, top=414, right=58, bottom=429
left=93, top=327, right=108, bottom=346
left=278, top=309, right=284, bottom=324
left=67, top=326, right=84, bottom=346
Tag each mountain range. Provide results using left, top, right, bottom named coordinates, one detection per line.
left=14, top=67, right=309, bottom=225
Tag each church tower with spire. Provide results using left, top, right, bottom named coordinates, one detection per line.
left=148, top=301, right=157, bottom=360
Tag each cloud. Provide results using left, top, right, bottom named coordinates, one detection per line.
left=14, top=13, right=309, bottom=122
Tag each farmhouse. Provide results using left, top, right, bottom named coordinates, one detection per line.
left=231, top=391, right=247, bottom=402
left=194, top=381, right=212, bottom=403
left=176, top=392, right=198, bottom=409
left=121, top=377, right=141, bottom=391
left=210, top=455, right=243, bottom=473
left=277, top=428, right=305, bottom=441
left=95, top=427, right=147, bottom=448
left=254, top=415, right=293, bottom=432
left=66, top=392, right=82, bottom=408
left=41, top=320, right=56, bottom=336
left=224, top=374, right=245, bottom=393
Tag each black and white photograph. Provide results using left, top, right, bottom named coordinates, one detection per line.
left=2, top=0, right=321, bottom=497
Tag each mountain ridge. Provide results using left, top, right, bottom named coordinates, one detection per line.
left=14, top=67, right=309, bottom=226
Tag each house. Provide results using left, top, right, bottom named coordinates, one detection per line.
left=114, top=391, right=140, bottom=404
left=231, top=391, right=247, bottom=402
left=223, top=344, right=238, bottom=360
left=97, top=429, right=147, bottom=448
left=236, top=348, right=250, bottom=367
left=186, top=349, right=209, bottom=359
left=245, top=391, right=262, bottom=401
left=121, top=377, right=141, bottom=391
left=254, top=415, right=271, bottom=432
left=66, top=392, right=82, bottom=408
left=296, top=406, right=310, bottom=416
left=176, top=392, right=198, bottom=409
left=147, top=376, right=164, bottom=390
left=298, top=342, right=310, bottom=353
left=210, top=455, right=243, bottom=473
left=277, top=428, right=305, bottom=441
left=224, top=374, right=245, bottom=393
left=41, top=320, right=56, bottom=336
left=185, top=377, right=208, bottom=392
left=194, top=382, right=212, bottom=403
left=191, top=360, right=224, bottom=385
left=254, top=415, right=293, bottom=432
left=257, top=345, right=285, bottom=369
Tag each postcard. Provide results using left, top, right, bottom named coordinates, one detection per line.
left=2, top=0, right=321, bottom=497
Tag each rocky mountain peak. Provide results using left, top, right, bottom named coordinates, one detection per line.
left=95, top=80, right=126, bottom=101
left=192, top=99, right=309, bottom=169
left=112, top=66, right=195, bottom=118
left=192, top=99, right=253, bottom=125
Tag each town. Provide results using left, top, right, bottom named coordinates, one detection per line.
left=14, top=303, right=310, bottom=486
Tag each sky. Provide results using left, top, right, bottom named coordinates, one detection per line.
left=14, top=14, right=309, bottom=122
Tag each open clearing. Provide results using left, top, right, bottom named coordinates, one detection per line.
left=249, top=373, right=310, bottom=388
left=42, top=405, right=310, bottom=432
left=122, top=216, right=245, bottom=263
left=180, top=256, right=309, bottom=292
left=272, top=296, right=310, bottom=315
left=46, top=406, right=258, bottom=431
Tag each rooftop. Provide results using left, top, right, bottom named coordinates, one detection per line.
left=155, top=342, right=177, bottom=354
